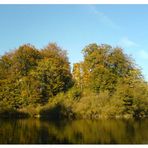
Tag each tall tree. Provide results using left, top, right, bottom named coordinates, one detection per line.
left=78, top=43, right=143, bottom=93
left=32, top=43, right=73, bottom=104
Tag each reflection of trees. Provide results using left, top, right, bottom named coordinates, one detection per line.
left=0, top=119, right=148, bottom=144
left=0, top=119, right=49, bottom=144
left=44, top=119, right=148, bottom=144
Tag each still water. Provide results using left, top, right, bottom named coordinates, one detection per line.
left=0, top=118, right=148, bottom=144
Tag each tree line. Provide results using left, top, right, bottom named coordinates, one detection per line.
left=0, top=43, right=148, bottom=118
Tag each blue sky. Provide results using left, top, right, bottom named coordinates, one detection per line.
left=0, top=5, right=148, bottom=81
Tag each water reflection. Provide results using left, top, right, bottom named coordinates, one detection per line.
left=0, top=118, right=148, bottom=144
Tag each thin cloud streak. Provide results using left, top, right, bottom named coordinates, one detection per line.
left=88, top=5, right=120, bottom=30
left=118, top=37, right=138, bottom=48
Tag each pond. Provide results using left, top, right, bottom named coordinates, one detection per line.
left=0, top=118, right=148, bottom=144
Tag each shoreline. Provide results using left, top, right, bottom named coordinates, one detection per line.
left=0, top=112, right=147, bottom=120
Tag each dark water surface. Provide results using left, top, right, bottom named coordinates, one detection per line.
left=0, top=118, right=148, bottom=144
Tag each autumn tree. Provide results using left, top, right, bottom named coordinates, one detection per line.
left=77, top=43, right=143, bottom=94
left=26, top=43, right=73, bottom=104
left=0, top=43, right=73, bottom=108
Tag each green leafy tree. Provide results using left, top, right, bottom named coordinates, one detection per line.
left=80, top=44, right=142, bottom=93
left=30, top=43, right=73, bottom=104
left=12, top=44, right=42, bottom=77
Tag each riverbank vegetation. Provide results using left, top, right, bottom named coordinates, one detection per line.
left=0, top=43, right=148, bottom=119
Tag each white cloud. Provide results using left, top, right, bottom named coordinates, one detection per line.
left=88, top=5, right=120, bottom=30
left=138, top=50, right=148, bottom=60
left=118, top=37, right=138, bottom=48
